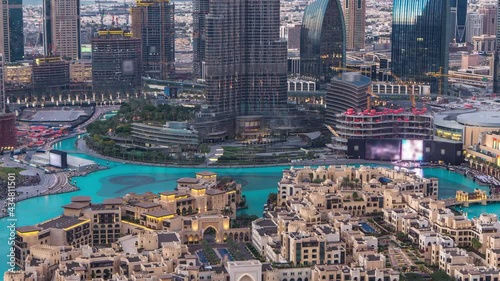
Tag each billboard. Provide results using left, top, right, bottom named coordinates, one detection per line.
left=401, top=139, right=424, bottom=161
left=49, top=150, right=68, bottom=168
left=122, top=60, right=134, bottom=75
left=365, top=139, right=401, bottom=161
left=163, top=87, right=178, bottom=98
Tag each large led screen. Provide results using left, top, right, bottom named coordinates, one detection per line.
left=401, top=139, right=424, bottom=161
left=365, top=139, right=401, bottom=161
left=49, top=151, right=63, bottom=168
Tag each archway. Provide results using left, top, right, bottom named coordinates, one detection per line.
left=202, top=226, right=218, bottom=243
left=238, top=275, right=255, bottom=281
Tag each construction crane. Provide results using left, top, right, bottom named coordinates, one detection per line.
left=426, top=67, right=448, bottom=97
left=325, top=125, right=340, bottom=138
left=98, top=1, right=105, bottom=28
left=331, top=65, right=372, bottom=77
left=366, top=87, right=379, bottom=110
left=124, top=0, right=129, bottom=26
left=390, top=72, right=417, bottom=109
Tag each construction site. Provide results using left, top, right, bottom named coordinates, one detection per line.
left=325, top=67, right=450, bottom=154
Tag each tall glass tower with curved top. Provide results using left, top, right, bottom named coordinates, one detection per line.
left=300, top=0, right=345, bottom=83
left=391, top=0, right=450, bottom=93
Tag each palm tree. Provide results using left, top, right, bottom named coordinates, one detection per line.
left=222, top=206, right=233, bottom=216
left=341, top=177, right=350, bottom=189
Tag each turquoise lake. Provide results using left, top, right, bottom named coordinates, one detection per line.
left=0, top=135, right=494, bottom=273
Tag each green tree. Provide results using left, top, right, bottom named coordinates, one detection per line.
left=431, top=270, right=454, bottom=281
left=267, top=192, right=277, bottom=205
left=471, top=238, right=482, bottom=250
left=341, top=177, right=350, bottom=189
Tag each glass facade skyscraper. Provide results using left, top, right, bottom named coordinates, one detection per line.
left=391, top=0, right=450, bottom=93
left=300, top=0, right=345, bottom=82
left=195, top=0, right=287, bottom=140
left=192, top=0, right=209, bottom=79
left=493, top=0, right=500, bottom=94
left=0, top=0, right=24, bottom=62
left=450, top=0, right=467, bottom=43
left=131, top=0, right=175, bottom=80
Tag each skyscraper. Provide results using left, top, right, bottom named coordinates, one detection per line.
left=342, top=0, right=366, bottom=50
left=0, top=55, right=4, bottom=113
left=450, top=0, right=467, bottom=43
left=466, top=13, right=484, bottom=42
left=391, top=0, right=449, bottom=93
left=43, top=0, right=81, bottom=60
left=300, top=0, right=345, bottom=82
left=480, top=4, right=497, bottom=36
left=492, top=1, right=500, bottom=94
left=91, top=29, right=142, bottom=93
left=197, top=0, right=287, bottom=140
left=0, top=0, right=24, bottom=62
left=0, top=54, right=16, bottom=149
left=192, top=0, right=209, bottom=79
left=131, top=0, right=175, bottom=80
left=32, top=56, right=70, bottom=94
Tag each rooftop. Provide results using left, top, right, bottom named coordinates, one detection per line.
left=134, top=201, right=161, bottom=209
left=177, top=177, right=199, bottom=184
left=456, top=110, right=500, bottom=127
left=158, top=232, right=181, bottom=245
left=38, top=216, right=88, bottom=230
left=103, top=198, right=123, bottom=205
left=17, top=225, right=42, bottom=233
left=144, top=209, right=175, bottom=218
left=62, top=202, right=89, bottom=210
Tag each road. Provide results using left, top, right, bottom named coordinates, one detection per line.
left=79, top=105, right=120, bottom=129
left=0, top=155, right=79, bottom=218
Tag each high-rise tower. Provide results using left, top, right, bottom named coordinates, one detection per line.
left=480, top=4, right=497, bottom=36
left=192, top=0, right=209, bottom=79
left=43, top=0, right=81, bottom=60
left=300, top=0, right=345, bottom=82
left=0, top=55, right=4, bottom=113
left=466, top=13, right=484, bottom=42
left=0, top=0, right=24, bottom=62
left=342, top=0, right=366, bottom=51
left=450, top=0, right=468, bottom=43
left=197, top=0, right=287, bottom=140
left=131, top=0, right=175, bottom=80
left=0, top=54, right=16, bottom=149
left=391, top=0, right=450, bottom=93
left=91, top=29, right=142, bottom=94
left=493, top=1, right=500, bottom=94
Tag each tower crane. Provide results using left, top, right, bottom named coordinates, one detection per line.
left=98, top=1, right=105, bottom=28
left=331, top=65, right=372, bottom=77
left=426, top=67, right=448, bottom=97
left=390, top=72, right=417, bottom=109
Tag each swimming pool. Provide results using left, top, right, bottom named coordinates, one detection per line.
left=359, top=222, right=376, bottom=234
left=217, top=248, right=234, bottom=261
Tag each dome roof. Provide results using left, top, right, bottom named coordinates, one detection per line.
left=316, top=166, right=326, bottom=173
